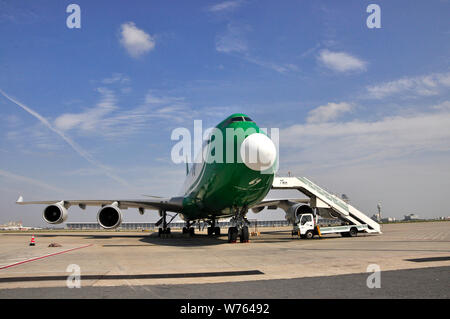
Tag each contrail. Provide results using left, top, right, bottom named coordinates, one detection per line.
left=0, top=89, right=130, bottom=187
left=0, top=169, right=65, bottom=194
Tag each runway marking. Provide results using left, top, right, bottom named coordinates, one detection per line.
left=0, top=244, right=93, bottom=270
left=0, top=270, right=264, bottom=283
left=406, top=256, right=450, bottom=263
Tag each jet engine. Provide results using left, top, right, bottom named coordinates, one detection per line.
left=43, top=203, right=68, bottom=224
left=316, top=207, right=340, bottom=219
left=285, top=204, right=314, bottom=224
left=97, top=204, right=122, bottom=229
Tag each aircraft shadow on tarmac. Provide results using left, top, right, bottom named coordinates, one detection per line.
left=137, top=231, right=301, bottom=247
left=2, top=231, right=300, bottom=246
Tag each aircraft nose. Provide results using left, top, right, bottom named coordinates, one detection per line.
left=240, top=133, right=277, bottom=171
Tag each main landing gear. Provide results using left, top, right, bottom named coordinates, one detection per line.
left=156, top=210, right=178, bottom=238
left=227, top=226, right=249, bottom=243
left=227, top=207, right=250, bottom=243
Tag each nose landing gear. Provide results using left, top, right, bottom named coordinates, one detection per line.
left=227, top=206, right=250, bottom=243
left=182, top=221, right=196, bottom=237
left=207, top=218, right=221, bottom=236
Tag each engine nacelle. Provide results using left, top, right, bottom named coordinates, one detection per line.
left=316, top=207, right=340, bottom=219
left=286, top=204, right=314, bottom=224
left=43, top=203, right=68, bottom=224
left=251, top=206, right=265, bottom=214
left=97, top=204, right=122, bottom=229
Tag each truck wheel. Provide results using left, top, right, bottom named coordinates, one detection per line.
left=349, top=227, right=358, bottom=237
left=305, top=230, right=314, bottom=239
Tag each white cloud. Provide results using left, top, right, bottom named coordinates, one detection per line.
left=102, top=73, right=130, bottom=84
left=54, top=88, right=195, bottom=139
left=317, top=49, right=367, bottom=72
left=0, top=169, right=64, bottom=194
left=366, top=72, right=450, bottom=99
left=243, top=56, right=299, bottom=74
left=119, top=22, right=155, bottom=58
left=432, top=100, right=450, bottom=110
left=306, top=102, right=353, bottom=124
left=215, top=23, right=299, bottom=74
left=215, top=23, right=248, bottom=53
left=55, top=87, right=117, bottom=131
left=281, top=101, right=450, bottom=169
left=145, top=93, right=185, bottom=106
left=208, top=0, right=242, bottom=12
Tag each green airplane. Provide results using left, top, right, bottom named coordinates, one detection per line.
left=16, top=113, right=309, bottom=243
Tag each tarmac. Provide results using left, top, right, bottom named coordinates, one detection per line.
left=0, top=221, right=449, bottom=298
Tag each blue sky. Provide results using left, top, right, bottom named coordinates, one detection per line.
left=1, top=0, right=450, bottom=226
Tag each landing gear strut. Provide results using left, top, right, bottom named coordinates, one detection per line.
left=156, top=210, right=177, bottom=237
left=207, top=219, right=221, bottom=236
left=227, top=206, right=250, bottom=243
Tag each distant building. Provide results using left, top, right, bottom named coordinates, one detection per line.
left=0, top=221, right=38, bottom=230
left=381, top=217, right=396, bottom=223
left=66, top=220, right=290, bottom=230
left=403, top=213, right=419, bottom=221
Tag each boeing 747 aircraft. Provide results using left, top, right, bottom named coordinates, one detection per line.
left=17, top=113, right=310, bottom=243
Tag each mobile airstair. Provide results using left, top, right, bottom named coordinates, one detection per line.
left=272, top=177, right=381, bottom=234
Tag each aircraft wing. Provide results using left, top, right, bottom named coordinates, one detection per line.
left=16, top=196, right=184, bottom=212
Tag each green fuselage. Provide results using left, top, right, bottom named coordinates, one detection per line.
left=180, top=114, right=276, bottom=221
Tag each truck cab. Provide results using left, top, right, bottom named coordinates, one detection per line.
left=292, top=213, right=317, bottom=239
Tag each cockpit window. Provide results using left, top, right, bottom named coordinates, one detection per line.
left=222, top=116, right=254, bottom=127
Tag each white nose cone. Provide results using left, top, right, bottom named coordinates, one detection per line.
left=240, top=133, right=277, bottom=171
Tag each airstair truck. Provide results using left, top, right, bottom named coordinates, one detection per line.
left=292, top=212, right=371, bottom=239
left=272, top=177, right=381, bottom=238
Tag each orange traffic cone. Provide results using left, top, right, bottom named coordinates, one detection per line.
left=29, top=235, right=36, bottom=246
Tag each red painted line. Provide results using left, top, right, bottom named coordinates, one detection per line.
left=0, top=244, right=93, bottom=270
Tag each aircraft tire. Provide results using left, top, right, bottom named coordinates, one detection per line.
left=240, top=226, right=249, bottom=243
left=214, top=227, right=221, bottom=236
left=228, top=227, right=238, bottom=243
left=207, top=227, right=213, bottom=236
left=189, top=227, right=195, bottom=237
